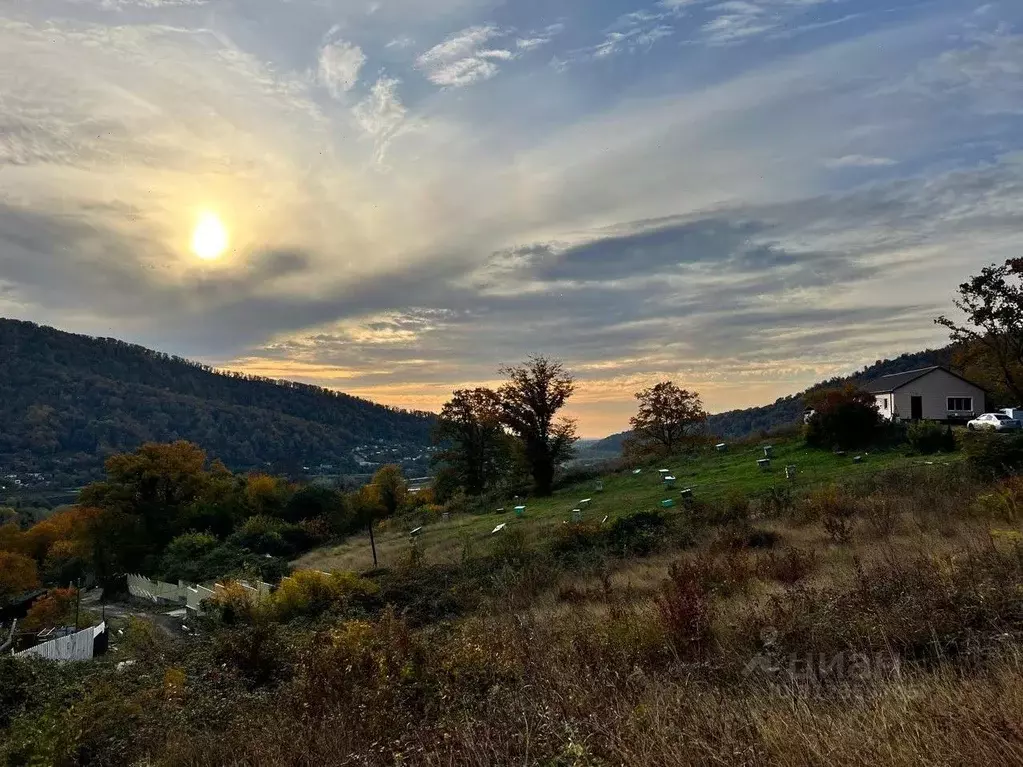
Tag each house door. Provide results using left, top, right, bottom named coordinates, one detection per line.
left=911, top=396, right=923, bottom=420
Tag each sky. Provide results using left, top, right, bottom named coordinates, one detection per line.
left=2, top=0, right=1023, bottom=436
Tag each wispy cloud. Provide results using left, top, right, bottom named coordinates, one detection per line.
left=386, top=35, right=415, bottom=49
left=416, top=25, right=515, bottom=87
left=516, top=23, right=565, bottom=52
left=69, top=0, right=208, bottom=7
left=825, top=155, right=898, bottom=169
left=692, top=0, right=837, bottom=46
left=353, top=76, right=410, bottom=162
left=566, top=8, right=678, bottom=63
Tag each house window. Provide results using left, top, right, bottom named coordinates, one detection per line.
left=947, top=397, right=973, bottom=412
left=883, top=398, right=889, bottom=410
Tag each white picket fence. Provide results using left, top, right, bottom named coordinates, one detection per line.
left=16, top=622, right=105, bottom=662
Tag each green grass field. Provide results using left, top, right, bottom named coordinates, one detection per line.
left=297, top=436, right=962, bottom=573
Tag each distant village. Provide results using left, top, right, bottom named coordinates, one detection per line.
left=1, top=439, right=438, bottom=509
left=1, top=472, right=50, bottom=491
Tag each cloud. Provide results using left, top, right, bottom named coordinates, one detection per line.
left=6, top=2, right=1023, bottom=435
left=906, top=29, right=1023, bottom=115
left=353, top=76, right=409, bottom=161
left=386, top=35, right=415, bottom=49
left=516, top=23, right=565, bottom=52
left=69, top=0, right=208, bottom=7
left=825, top=155, right=899, bottom=169
left=563, top=8, right=677, bottom=64
left=318, top=39, right=366, bottom=97
left=415, top=24, right=515, bottom=87
left=694, top=0, right=836, bottom=46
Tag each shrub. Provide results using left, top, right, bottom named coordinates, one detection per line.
left=705, top=491, right=751, bottom=526
left=225, top=515, right=316, bottom=559
left=489, top=528, right=531, bottom=565
left=284, top=485, right=343, bottom=524
left=973, top=476, right=1023, bottom=522
left=822, top=506, right=856, bottom=545
left=550, top=520, right=605, bottom=561
left=210, top=621, right=291, bottom=688
left=859, top=494, right=902, bottom=537
left=804, top=385, right=882, bottom=449
left=606, top=511, right=668, bottom=556
left=800, top=486, right=858, bottom=544
left=748, top=546, right=1023, bottom=663
left=907, top=421, right=956, bottom=454
left=761, top=485, right=795, bottom=517
left=271, top=569, right=379, bottom=623
left=757, top=547, right=818, bottom=584
left=161, top=532, right=219, bottom=582
left=227, top=515, right=288, bottom=556
left=961, top=432, right=1023, bottom=477
left=710, top=525, right=779, bottom=552
left=655, top=560, right=714, bottom=659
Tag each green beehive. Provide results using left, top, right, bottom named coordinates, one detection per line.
left=661, top=499, right=675, bottom=509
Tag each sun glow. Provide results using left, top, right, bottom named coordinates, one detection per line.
left=191, top=212, right=229, bottom=260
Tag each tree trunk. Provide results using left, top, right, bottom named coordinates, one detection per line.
left=532, top=458, right=555, bottom=497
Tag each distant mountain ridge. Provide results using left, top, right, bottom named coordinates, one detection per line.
left=0, top=319, right=435, bottom=485
left=587, top=348, right=956, bottom=455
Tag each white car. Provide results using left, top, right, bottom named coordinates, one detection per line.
left=968, top=413, right=1023, bottom=432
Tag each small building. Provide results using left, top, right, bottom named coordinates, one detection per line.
left=863, top=366, right=985, bottom=422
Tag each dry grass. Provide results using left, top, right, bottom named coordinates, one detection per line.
left=7, top=466, right=1023, bottom=766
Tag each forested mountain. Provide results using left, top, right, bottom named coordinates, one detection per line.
left=586, top=347, right=956, bottom=455
left=0, top=319, right=435, bottom=485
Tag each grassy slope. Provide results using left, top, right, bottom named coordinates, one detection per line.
left=298, top=436, right=961, bottom=572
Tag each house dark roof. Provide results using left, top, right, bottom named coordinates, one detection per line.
left=861, top=366, right=985, bottom=394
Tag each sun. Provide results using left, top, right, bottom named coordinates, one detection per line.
left=191, top=212, right=229, bottom=260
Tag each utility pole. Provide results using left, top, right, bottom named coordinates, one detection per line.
left=368, top=521, right=378, bottom=568
left=74, top=579, right=81, bottom=630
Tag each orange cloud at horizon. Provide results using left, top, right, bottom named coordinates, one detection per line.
left=220, top=357, right=850, bottom=437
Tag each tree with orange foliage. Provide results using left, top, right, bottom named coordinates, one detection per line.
left=0, top=551, right=40, bottom=604
left=21, top=506, right=102, bottom=563
left=21, top=587, right=77, bottom=632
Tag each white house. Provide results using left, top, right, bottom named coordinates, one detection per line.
left=863, top=366, right=986, bottom=422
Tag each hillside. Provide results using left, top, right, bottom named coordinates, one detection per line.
left=0, top=319, right=435, bottom=485
left=584, top=347, right=956, bottom=456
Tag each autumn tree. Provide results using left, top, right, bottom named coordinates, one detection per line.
left=0, top=551, right=40, bottom=605
left=434, top=388, right=509, bottom=495
left=804, top=385, right=882, bottom=449
left=0, top=522, right=25, bottom=555
left=369, top=465, right=407, bottom=518
left=627, top=382, right=708, bottom=456
left=244, top=473, right=290, bottom=518
left=498, top=356, right=577, bottom=496
left=937, top=258, right=1023, bottom=403
left=22, top=587, right=77, bottom=632
left=79, top=441, right=213, bottom=576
